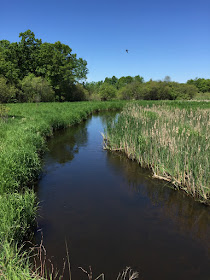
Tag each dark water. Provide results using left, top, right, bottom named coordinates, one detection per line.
left=36, top=112, right=210, bottom=280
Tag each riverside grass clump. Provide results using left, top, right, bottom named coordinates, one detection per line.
left=0, top=101, right=126, bottom=279
left=105, top=101, right=210, bottom=203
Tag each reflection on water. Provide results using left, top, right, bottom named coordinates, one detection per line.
left=36, top=112, right=210, bottom=280
left=106, top=151, right=210, bottom=249
left=45, top=121, right=88, bottom=165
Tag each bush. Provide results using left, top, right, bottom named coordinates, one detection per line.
left=193, top=92, right=210, bottom=100
left=118, top=82, right=144, bottom=100
left=99, top=83, right=117, bottom=101
left=63, top=83, right=89, bottom=101
left=21, top=73, right=55, bottom=102
left=0, top=76, right=17, bottom=103
left=172, top=83, right=198, bottom=100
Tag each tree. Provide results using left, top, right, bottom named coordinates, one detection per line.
left=35, top=41, right=88, bottom=100
left=117, top=76, right=134, bottom=89
left=99, top=83, right=117, bottom=101
left=118, top=81, right=144, bottom=100
left=187, top=78, right=210, bottom=93
left=134, top=75, right=144, bottom=83
left=163, top=76, right=171, bottom=82
left=0, top=30, right=88, bottom=101
left=104, top=76, right=118, bottom=87
left=0, top=42, right=20, bottom=84
left=18, top=30, right=42, bottom=79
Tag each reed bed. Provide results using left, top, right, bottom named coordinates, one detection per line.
left=105, top=102, right=210, bottom=203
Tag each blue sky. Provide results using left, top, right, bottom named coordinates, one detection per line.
left=0, top=0, right=209, bottom=82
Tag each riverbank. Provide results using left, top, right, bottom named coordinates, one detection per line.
left=0, top=101, right=126, bottom=279
left=104, top=101, right=210, bottom=204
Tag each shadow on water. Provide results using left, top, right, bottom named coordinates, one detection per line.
left=35, top=112, right=210, bottom=280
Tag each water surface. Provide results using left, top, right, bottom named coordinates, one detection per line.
left=36, top=112, right=210, bottom=280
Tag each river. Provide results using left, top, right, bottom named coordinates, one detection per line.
left=35, top=111, right=210, bottom=280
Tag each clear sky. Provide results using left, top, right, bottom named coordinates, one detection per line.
left=0, top=0, right=209, bottom=83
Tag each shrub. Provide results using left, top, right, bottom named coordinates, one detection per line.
left=99, top=83, right=117, bottom=101
left=21, top=73, right=55, bottom=102
left=0, top=76, right=17, bottom=103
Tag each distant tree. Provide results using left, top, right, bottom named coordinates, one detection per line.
left=84, top=80, right=103, bottom=100
left=134, top=75, right=144, bottom=83
left=117, top=76, right=134, bottom=89
left=163, top=76, right=171, bottom=82
left=187, top=78, right=210, bottom=93
left=99, top=83, right=117, bottom=101
left=104, top=76, right=118, bottom=87
left=118, top=81, right=144, bottom=100
left=174, top=83, right=197, bottom=99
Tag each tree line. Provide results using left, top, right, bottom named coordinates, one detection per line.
left=0, top=30, right=88, bottom=103
left=85, top=76, right=210, bottom=101
left=0, top=30, right=209, bottom=103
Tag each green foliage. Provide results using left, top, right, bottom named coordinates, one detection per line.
left=0, top=190, right=36, bottom=243
left=69, top=83, right=89, bottom=101
left=0, top=242, right=34, bottom=280
left=0, top=188, right=37, bottom=279
left=0, top=30, right=88, bottom=102
left=85, top=76, right=198, bottom=101
left=118, top=81, right=143, bottom=100
left=0, top=76, right=18, bottom=103
left=187, top=78, right=210, bottom=93
left=99, top=83, right=117, bottom=100
left=173, top=83, right=198, bottom=100
left=21, top=73, right=55, bottom=102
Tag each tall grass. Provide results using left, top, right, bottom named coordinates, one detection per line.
left=105, top=101, right=210, bottom=203
left=0, top=101, right=126, bottom=279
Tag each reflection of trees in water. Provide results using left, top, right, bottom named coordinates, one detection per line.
left=46, top=111, right=119, bottom=165
left=106, top=151, right=210, bottom=250
left=47, top=121, right=88, bottom=164
left=93, top=110, right=120, bottom=132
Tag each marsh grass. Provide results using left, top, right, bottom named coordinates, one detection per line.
left=105, top=102, right=210, bottom=203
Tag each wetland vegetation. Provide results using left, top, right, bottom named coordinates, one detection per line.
left=105, top=101, right=210, bottom=203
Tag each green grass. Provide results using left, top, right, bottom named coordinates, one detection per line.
left=105, top=101, right=210, bottom=203
left=1, top=100, right=209, bottom=279
left=0, top=101, right=126, bottom=280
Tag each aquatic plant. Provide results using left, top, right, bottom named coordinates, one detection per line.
left=105, top=102, right=210, bottom=203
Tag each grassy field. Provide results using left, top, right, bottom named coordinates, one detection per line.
left=0, top=101, right=126, bottom=279
left=105, top=100, right=210, bottom=203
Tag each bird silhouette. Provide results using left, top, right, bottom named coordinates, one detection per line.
left=126, top=49, right=129, bottom=53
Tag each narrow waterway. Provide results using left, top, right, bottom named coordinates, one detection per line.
left=36, top=112, right=210, bottom=280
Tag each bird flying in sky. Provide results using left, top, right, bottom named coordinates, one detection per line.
left=126, top=49, right=129, bottom=53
